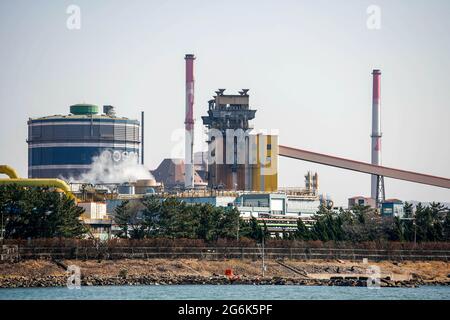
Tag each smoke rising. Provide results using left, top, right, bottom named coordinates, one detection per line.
left=69, top=150, right=153, bottom=184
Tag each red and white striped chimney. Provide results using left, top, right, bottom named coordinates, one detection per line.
left=371, top=69, right=382, bottom=199
left=184, top=54, right=195, bottom=189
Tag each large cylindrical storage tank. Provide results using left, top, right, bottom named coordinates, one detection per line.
left=134, top=179, right=158, bottom=194
left=117, top=184, right=135, bottom=195
left=27, top=104, right=140, bottom=179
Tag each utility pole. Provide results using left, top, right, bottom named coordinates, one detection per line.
left=413, top=219, right=417, bottom=247
left=1, top=211, right=4, bottom=243
left=236, top=215, right=239, bottom=241
left=400, top=216, right=417, bottom=246
left=262, top=234, right=265, bottom=277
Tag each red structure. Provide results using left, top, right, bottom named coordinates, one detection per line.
left=184, top=54, right=195, bottom=189
left=371, top=69, right=384, bottom=204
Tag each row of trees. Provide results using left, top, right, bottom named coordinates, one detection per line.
left=0, top=185, right=262, bottom=241
left=115, top=197, right=450, bottom=242
left=115, top=196, right=450, bottom=243
left=0, top=184, right=449, bottom=243
left=0, top=185, right=86, bottom=239
left=114, top=197, right=264, bottom=241
left=294, top=203, right=450, bottom=242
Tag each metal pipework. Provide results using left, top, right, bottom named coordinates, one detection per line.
left=184, top=54, right=196, bottom=189
left=0, top=165, right=76, bottom=201
left=0, top=165, right=19, bottom=179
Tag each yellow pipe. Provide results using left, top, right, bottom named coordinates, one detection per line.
left=0, top=164, right=76, bottom=201
left=0, top=179, right=76, bottom=201
left=0, top=165, right=20, bottom=179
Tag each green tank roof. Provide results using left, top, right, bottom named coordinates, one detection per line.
left=70, top=104, right=99, bottom=115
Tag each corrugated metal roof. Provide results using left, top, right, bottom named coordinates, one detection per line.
left=30, top=114, right=132, bottom=121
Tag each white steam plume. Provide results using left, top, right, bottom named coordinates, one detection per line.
left=69, top=150, right=153, bottom=184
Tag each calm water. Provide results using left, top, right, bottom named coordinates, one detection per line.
left=1, top=285, right=449, bottom=300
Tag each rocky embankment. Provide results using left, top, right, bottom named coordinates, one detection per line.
left=0, top=275, right=450, bottom=288
left=1, top=259, right=449, bottom=288
left=2, top=274, right=448, bottom=288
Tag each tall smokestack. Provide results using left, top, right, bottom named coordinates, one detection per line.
left=184, top=54, right=195, bottom=189
left=371, top=69, right=382, bottom=200
left=141, top=111, right=144, bottom=165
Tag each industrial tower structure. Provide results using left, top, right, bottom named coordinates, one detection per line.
left=184, top=54, right=195, bottom=189
left=202, top=89, right=256, bottom=190
left=370, top=69, right=385, bottom=206
left=202, top=89, right=278, bottom=191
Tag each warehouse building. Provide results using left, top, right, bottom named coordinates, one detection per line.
left=151, top=158, right=207, bottom=190
left=348, top=196, right=376, bottom=209
left=381, top=199, right=405, bottom=218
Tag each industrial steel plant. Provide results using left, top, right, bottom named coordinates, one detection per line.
left=1, top=54, right=449, bottom=240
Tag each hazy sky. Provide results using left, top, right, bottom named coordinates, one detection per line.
left=0, top=0, right=449, bottom=206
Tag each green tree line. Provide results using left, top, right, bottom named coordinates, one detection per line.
left=115, top=196, right=450, bottom=243
left=1, top=184, right=449, bottom=243
left=0, top=185, right=86, bottom=239
left=114, top=196, right=265, bottom=241
left=294, top=203, right=450, bottom=242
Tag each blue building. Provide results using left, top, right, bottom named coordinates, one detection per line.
left=381, top=199, right=404, bottom=217
left=27, top=104, right=140, bottom=179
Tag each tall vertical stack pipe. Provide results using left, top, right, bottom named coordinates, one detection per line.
left=184, top=54, right=196, bottom=189
left=371, top=69, right=382, bottom=199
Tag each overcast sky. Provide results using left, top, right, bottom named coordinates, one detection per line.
left=0, top=0, right=449, bottom=206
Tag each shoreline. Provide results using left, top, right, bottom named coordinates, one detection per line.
left=1, top=258, right=449, bottom=289
left=1, top=275, right=449, bottom=289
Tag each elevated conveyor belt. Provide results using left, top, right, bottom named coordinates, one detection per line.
left=279, top=145, right=450, bottom=189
